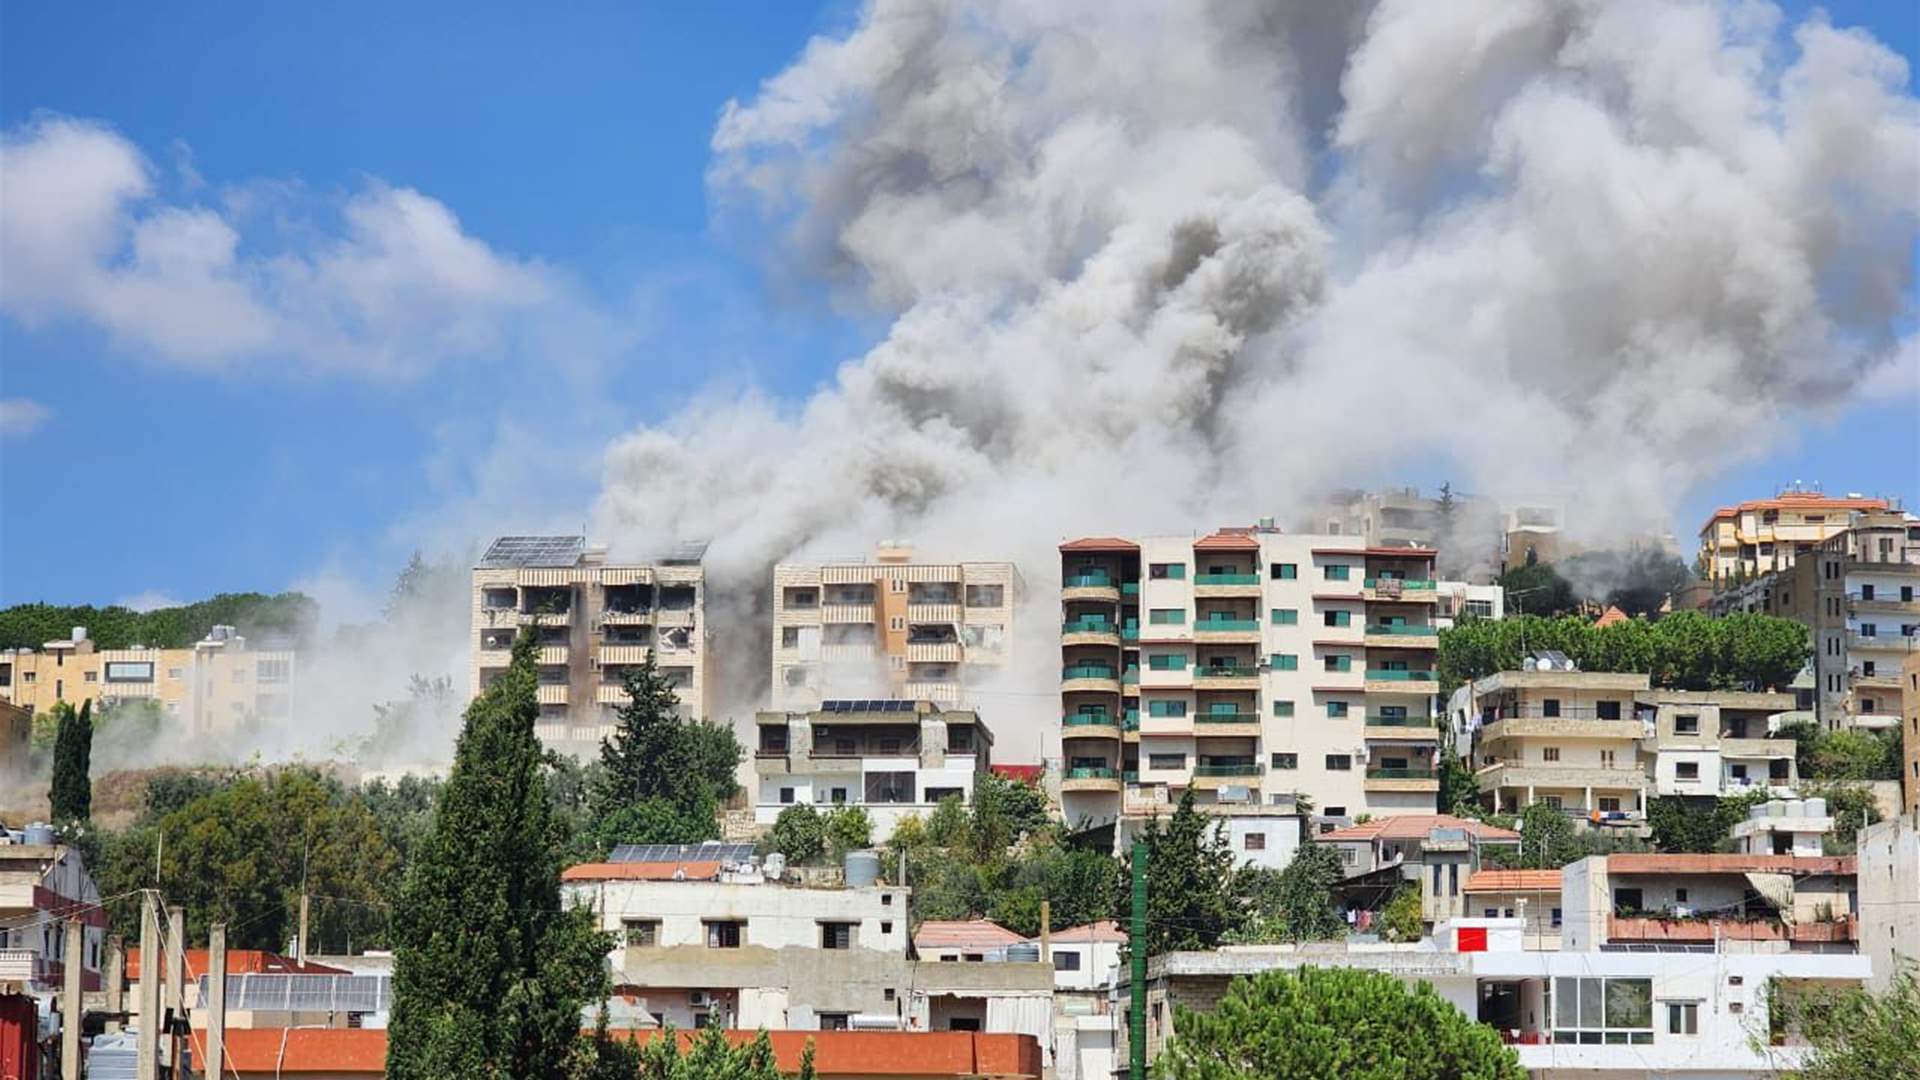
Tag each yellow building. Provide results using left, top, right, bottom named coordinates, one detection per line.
left=0, top=625, right=295, bottom=735
left=1697, top=489, right=1889, bottom=582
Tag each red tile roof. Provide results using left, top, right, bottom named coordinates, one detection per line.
left=1704, top=493, right=1888, bottom=521
left=1059, top=537, right=1139, bottom=553
left=1194, top=529, right=1260, bottom=551
left=561, top=861, right=723, bottom=882
left=1318, top=814, right=1521, bottom=843
left=125, top=949, right=346, bottom=981
left=1606, top=854, right=1855, bottom=876
left=1464, top=869, right=1563, bottom=894
left=1594, top=606, right=1629, bottom=628
left=1045, top=920, right=1127, bottom=944
left=914, top=919, right=1026, bottom=951
left=188, top=1028, right=387, bottom=1075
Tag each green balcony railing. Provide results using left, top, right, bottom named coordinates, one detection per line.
left=1194, top=763, right=1263, bottom=777
left=1063, top=712, right=1117, bottom=726
left=1122, top=669, right=1140, bottom=685
left=1121, top=626, right=1140, bottom=641
left=1065, top=572, right=1115, bottom=588
left=1196, top=618, right=1260, bottom=631
left=1363, top=578, right=1436, bottom=590
left=1123, top=710, right=1140, bottom=730
left=1121, top=770, right=1139, bottom=783
left=1120, top=582, right=1141, bottom=596
left=1194, top=573, right=1260, bottom=586
left=1365, top=669, right=1437, bottom=681
left=1365, top=624, right=1437, bottom=636
left=1194, top=665, right=1259, bottom=679
left=1063, top=618, right=1116, bottom=634
left=1366, top=767, right=1438, bottom=780
left=1062, top=664, right=1117, bottom=681
left=1065, top=766, right=1118, bottom=781
left=1365, top=713, right=1437, bottom=726
left=1195, top=712, right=1259, bottom=724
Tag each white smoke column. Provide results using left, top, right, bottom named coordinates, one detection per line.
left=598, top=0, right=1918, bottom=761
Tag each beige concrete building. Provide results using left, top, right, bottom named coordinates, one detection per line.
left=770, top=544, right=1019, bottom=710
left=0, top=624, right=296, bottom=735
left=1454, top=664, right=1651, bottom=823
left=1057, top=526, right=1443, bottom=835
left=471, top=535, right=709, bottom=753
left=1906, top=649, right=1920, bottom=814
left=1858, top=809, right=1920, bottom=993
left=1640, top=689, right=1800, bottom=799
left=1697, top=489, right=1890, bottom=583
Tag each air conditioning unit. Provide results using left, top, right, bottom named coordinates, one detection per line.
left=688, top=990, right=713, bottom=1008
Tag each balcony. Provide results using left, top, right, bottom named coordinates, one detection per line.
left=1606, top=914, right=1854, bottom=945
left=1363, top=624, right=1438, bottom=648
left=1362, top=579, right=1437, bottom=603
left=1849, top=596, right=1920, bottom=616
left=908, top=603, right=963, bottom=623
left=904, top=681, right=962, bottom=702
left=907, top=642, right=963, bottom=663
left=1851, top=670, right=1900, bottom=690
left=516, top=608, right=573, bottom=626
left=475, top=647, right=512, bottom=669
left=821, top=603, right=875, bottom=624
left=1191, top=665, right=1260, bottom=689
left=1365, top=767, right=1440, bottom=792
left=598, top=607, right=654, bottom=627
left=1475, top=762, right=1649, bottom=792
left=1364, top=669, right=1439, bottom=693
left=1193, top=618, right=1261, bottom=642
left=1193, top=573, right=1261, bottom=598
left=1849, top=632, right=1917, bottom=653
left=1061, top=767, right=1122, bottom=793
left=1063, top=573, right=1121, bottom=602
left=1061, top=714, right=1122, bottom=740
left=537, top=684, right=570, bottom=706
left=1364, top=714, right=1440, bottom=741
left=537, top=645, right=571, bottom=665
left=1193, top=712, right=1261, bottom=736
left=595, top=684, right=630, bottom=706
left=1062, top=664, right=1121, bottom=694
left=1191, top=763, right=1262, bottom=789
left=0, top=949, right=45, bottom=983
left=1062, top=618, right=1122, bottom=647
left=597, top=644, right=651, bottom=666
left=1478, top=717, right=1646, bottom=742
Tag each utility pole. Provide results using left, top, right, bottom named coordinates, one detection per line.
left=136, top=892, right=159, bottom=1080
left=61, top=919, right=82, bottom=1080
left=206, top=923, right=228, bottom=1080
left=165, top=904, right=185, bottom=1076
left=1129, top=842, right=1147, bottom=1080
left=1039, top=899, right=1052, bottom=968
left=297, top=892, right=310, bottom=966
left=104, top=934, right=124, bottom=1034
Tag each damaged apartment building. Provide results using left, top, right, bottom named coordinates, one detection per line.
left=770, top=543, right=1020, bottom=710
left=470, top=535, right=709, bottom=753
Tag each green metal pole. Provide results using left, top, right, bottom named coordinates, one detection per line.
left=1130, top=841, right=1148, bottom=1080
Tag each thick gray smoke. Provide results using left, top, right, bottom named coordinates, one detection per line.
left=595, top=0, right=1918, bottom=760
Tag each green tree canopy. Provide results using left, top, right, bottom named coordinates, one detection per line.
left=1138, top=789, right=1239, bottom=956
left=0, top=592, right=319, bottom=650
left=1156, top=966, right=1526, bottom=1080
left=768, top=804, right=827, bottom=864
left=637, top=1028, right=816, bottom=1080
left=1437, top=611, right=1809, bottom=693
left=1763, top=966, right=1920, bottom=1080
left=49, top=699, right=92, bottom=824
left=388, top=629, right=612, bottom=1080
left=1516, top=803, right=1581, bottom=869
left=589, top=654, right=742, bottom=852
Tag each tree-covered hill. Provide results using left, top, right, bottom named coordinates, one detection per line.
left=0, top=592, right=319, bottom=650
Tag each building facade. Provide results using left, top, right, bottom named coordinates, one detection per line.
left=0, top=833, right=104, bottom=995
left=1641, top=690, right=1799, bottom=799
left=1057, top=527, right=1443, bottom=835
left=0, top=625, right=296, bottom=735
left=770, top=545, right=1020, bottom=710
left=751, top=700, right=992, bottom=841
left=1434, top=581, right=1505, bottom=629
left=1697, top=489, right=1890, bottom=583
left=1857, top=809, right=1920, bottom=993
left=1906, top=649, right=1920, bottom=813
left=1320, top=815, right=1522, bottom=929
left=1457, top=666, right=1652, bottom=823
left=1562, top=853, right=1857, bottom=954
left=470, top=536, right=709, bottom=752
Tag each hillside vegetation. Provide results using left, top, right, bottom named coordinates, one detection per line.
left=0, top=592, right=318, bottom=650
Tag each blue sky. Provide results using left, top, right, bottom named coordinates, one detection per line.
left=1, top=1, right=1915, bottom=611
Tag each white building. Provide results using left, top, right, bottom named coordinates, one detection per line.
left=1857, top=808, right=1920, bottom=993
left=1561, top=853, right=1857, bottom=954
left=0, top=829, right=105, bottom=997
left=1435, top=581, right=1505, bottom=629
left=1038, top=921, right=1125, bottom=1080
left=1729, top=799, right=1835, bottom=857
left=1641, top=690, right=1801, bottom=799
left=752, top=700, right=992, bottom=842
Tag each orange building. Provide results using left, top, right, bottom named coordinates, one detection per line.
left=1697, top=490, right=1890, bottom=582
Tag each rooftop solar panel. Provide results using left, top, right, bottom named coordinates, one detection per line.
left=477, top=535, right=585, bottom=569
left=607, top=842, right=756, bottom=865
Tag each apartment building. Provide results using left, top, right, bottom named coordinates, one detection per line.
left=1320, top=815, right=1521, bottom=930
left=1056, top=526, right=1443, bottom=835
left=770, top=544, right=1020, bottom=711
left=471, top=536, right=708, bottom=751
left=1641, top=689, right=1799, bottom=799
left=1312, top=487, right=1505, bottom=581
left=0, top=624, right=297, bottom=735
left=1858, top=809, right=1920, bottom=993
left=0, top=828, right=104, bottom=995
left=752, top=700, right=992, bottom=841
left=1455, top=661, right=1652, bottom=823
left=1563, top=853, right=1857, bottom=954
left=1698, top=488, right=1890, bottom=582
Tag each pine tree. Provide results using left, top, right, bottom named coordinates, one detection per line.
left=1137, top=789, right=1238, bottom=956
left=388, top=629, right=613, bottom=1080
left=589, top=655, right=741, bottom=851
left=48, top=700, right=92, bottom=824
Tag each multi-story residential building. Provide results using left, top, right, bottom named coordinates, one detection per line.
left=1056, top=527, right=1443, bottom=837
left=1501, top=498, right=1569, bottom=572
left=1311, top=487, right=1505, bottom=581
left=1434, top=581, right=1504, bottom=629
left=1455, top=661, right=1652, bottom=823
left=1461, top=869, right=1562, bottom=950
left=0, top=624, right=297, bottom=734
left=1697, top=488, right=1891, bottom=583
left=471, top=535, right=709, bottom=751
left=1120, top=917, right=1871, bottom=1078
left=1563, top=853, right=1857, bottom=954
left=1858, top=808, right=1919, bottom=993
left=752, top=700, right=992, bottom=841
left=1641, top=689, right=1800, bottom=799
left=770, top=544, right=1020, bottom=711
left=0, top=827, right=104, bottom=995
left=1320, top=815, right=1521, bottom=930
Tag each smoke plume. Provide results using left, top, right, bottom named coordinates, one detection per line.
left=594, top=0, right=1917, bottom=762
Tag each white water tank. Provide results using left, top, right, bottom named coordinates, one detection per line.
left=764, top=853, right=786, bottom=880
left=844, top=850, right=881, bottom=888
left=23, top=822, right=56, bottom=845
left=1806, top=797, right=1828, bottom=817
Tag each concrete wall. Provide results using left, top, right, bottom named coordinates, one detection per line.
left=566, top=878, right=908, bottom=952
left=1859, top=810, right=1920, bottom=993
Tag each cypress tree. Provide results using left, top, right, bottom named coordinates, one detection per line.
left=387, top=629, right=612, bottom=1080
left=48, top=700, right=91, bottom=823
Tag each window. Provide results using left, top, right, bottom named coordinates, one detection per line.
left=1271, top=562, right=1298, bottom=580
left=1149, top=563, right=1186, bottom=580
left=965, top=584, right=1004, bottom=607
left=1551, top=907, right=1563, bottom=928
left=1553, top=977, right=1653, bottom=1045
left=257, top=658, right=291, bottom=683
left=1542, top=698, right=1561, bottom=718
left=1542, top=747, right=1560, bottom=762
left=1863, top=661, right=1877, bottom=677
left=1860, top=623, right=1878, bottom=638
left=1326, top=701, right=1350, bottom=718
left=1465, top=599, right=1495, bottom=618
left=1598, top=796, right=1621, bottom=812
left=1596, top=700, right=1620, bottom=720
left=779, top=787, right=795, bottom=804
left=1599, top=750, right=1616, bottom=768
left=706, top=920, right=745, bottom=948
left=1148, top=653, right=1188, bottom=671
left=1148, top=700, right=1188, bottom=717
left=1666, top=1002, right=1699, bottom=1035
left=889, top=577, right=907, bottom=593
left=1323, top=655, right=1352, bottom=672
left=1272, top=700, right=1294, bottom=718
left=1272, top=753, right=1298, bottom=769
left=1614, top=888, right=1644, bottom=913
left=1148, top=753, right=1187, bottom=771
left=1053, top=951, right=1082, bottom=971
left=1323, top=564, right=1350, bottom=581
left=924, top=787, right=962, bottom=804
left=1677, top=762, right=1700, bottom=780
left=1244, top=833, right=1266, bottom=851
left=889, top=616, right=905, bottom=631
left=1861, top=583, right=1875, bottom=600
left=1674, top=888, right=1689, bottom=903
left=819, top=1013, right=851, bottom=1031
left=1323, top=610, right=1352, bottom=627
left=1544, top=794, right=1564, bottom=809
left=820, top=922, right=855, bottom=949
left=1271, top=653, right=1298, bottom=671
left=1326, top=754, right=1352, bottom=771
left=1271, top=608, right=1298, bottom=625
left=104, top=661, right=155, bottom=683
left=622, top=919, right=660, bottom=947
left=1675, top=714, right=1699, bottom=735
left=1149, top=608, right=1186, bottom=624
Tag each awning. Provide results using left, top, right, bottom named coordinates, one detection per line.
left=1745, top=872, right=1795, bottom=924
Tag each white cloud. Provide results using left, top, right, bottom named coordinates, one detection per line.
left=0, top=115, right=566, bottom=378
left=0, top=397, right=51, bottom=438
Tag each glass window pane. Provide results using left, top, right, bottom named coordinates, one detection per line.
left=1555, top=978, right=1579, bottom=1027
left=1605, top=979, right=1652, bottom=1030
left=1579, top=979, right=1603, bottom=1030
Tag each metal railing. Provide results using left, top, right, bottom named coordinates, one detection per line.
left=1062, top=664, right=1118, bottom=680
left=1365, top=669, right=1436, bottom=681
left=1194, top=665, right=1260, bottom=679
left=1195, top=712, right=1259, bottom=724
left=1366, top=713, right=1436, bottom=726
left=1365, top=624, right=1437, bottom=636
left=1063, top=714, right=1120, bottom=727
left=1194, top=573, right=1260, bottom=586
left=1065, top=573, right=1114, bottom=588
left=1366, top=767, right=1438, bottom=779
left=1063, top=618, right=1116, bottom=634
left=1193, top=763, right=1263, bottom=777
left=1065, top=766, right=1118, bottom=780
left=1196, top=618, right=1260, bottom=631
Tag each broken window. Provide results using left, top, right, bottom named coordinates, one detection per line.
left=659, top=627, right=693, bottom=650
left=482, top=587, right=517, bottom=609
left=908, top=582, right=960, bottom=605
left=603, top=584, right=653, bottom=614
left=864, top=772, right=916, bottom=803
left=784, top=587, right=819, bottom=609
left=823, top=624, right=877, bottom=646
left=965, top=584, right=1004, bottom=607
left=658, top=585, right=697, bottom=611
left=825, top=584, right=875, bottom=605
left=522, top=586, right=572, bottom=615
left=480, top=629, right=516, bottom=650
left=908, top=623, right=959, bottom=644
left=604, top=625, right=651, bottom=645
